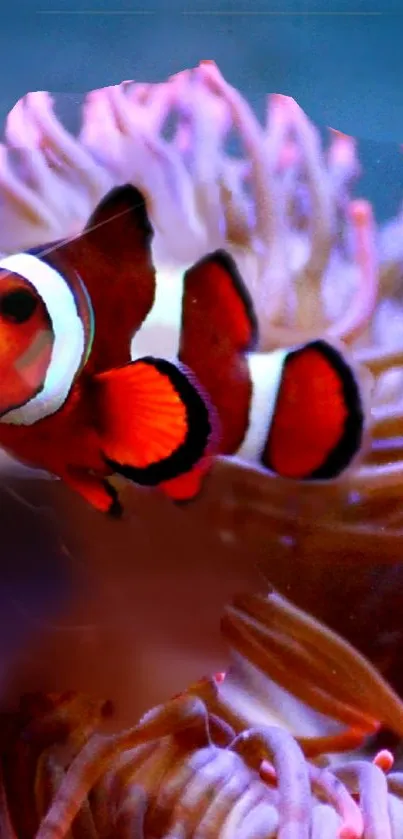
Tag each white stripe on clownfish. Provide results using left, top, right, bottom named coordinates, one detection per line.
left=130, top=265, right=288, bottom=464
left=237, top=349, right=288, bottom=462
left=131, top=266, right=186, bottom=363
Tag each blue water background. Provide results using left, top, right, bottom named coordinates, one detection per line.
left=0, top=0, right=402, bottom=218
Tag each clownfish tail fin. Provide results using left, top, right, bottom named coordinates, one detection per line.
left=94, top=357, right=218, bottom=498
left=244, top=339, right=365, bottom=480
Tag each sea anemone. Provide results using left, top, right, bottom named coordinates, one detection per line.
left=0, top=474, right=403, bottom=837
left=1, top=63, right=403, bottom=837
left=4, top=587, right=403, bottom=838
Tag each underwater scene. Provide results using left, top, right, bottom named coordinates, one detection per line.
left=1, top=61, right=403, bottom=836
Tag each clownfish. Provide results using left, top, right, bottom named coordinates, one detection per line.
left=0, top=182, right=365, bottom=515
left=0, top=185, right=218, bottom=515
left=130, top=243, right=366, bottom=487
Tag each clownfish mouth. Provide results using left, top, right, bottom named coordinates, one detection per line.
left=0, top=253, right=88, bottom=426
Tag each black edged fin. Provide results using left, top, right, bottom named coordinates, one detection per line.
left=95, top=357, right=217, bottom=489
left=183, top=248, right=258, bottom=352
left=263, top=339, right=364, bottom=481
left=84, top=184, right=154, bottom=254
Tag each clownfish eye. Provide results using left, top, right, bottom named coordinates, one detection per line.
left=0, top=289, right=38, bottom=324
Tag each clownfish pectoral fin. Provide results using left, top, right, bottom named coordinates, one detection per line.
left=262, top=339, right=365, bottom=480
left=94, top=357, right=217, bottom=497
left=63, top=470, right=123, bottom=517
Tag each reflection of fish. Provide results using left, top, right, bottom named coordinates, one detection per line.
left=0, top=185, right=217, bottom=515
left=132, top=250, right=366, bottom=481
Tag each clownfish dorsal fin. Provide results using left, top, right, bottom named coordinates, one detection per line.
left=58, top=184, right=157, bottom=375
left=181, top=249, right=258, bottom=359
left=131, top=249, right=259, bottom=369
left=178, top=249, right=259, bottom=453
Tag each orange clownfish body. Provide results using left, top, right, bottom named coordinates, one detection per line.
left=0, top=186, right=218, bottom=515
